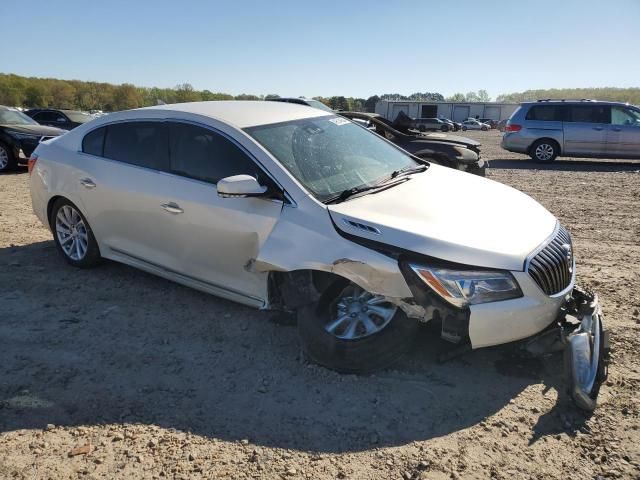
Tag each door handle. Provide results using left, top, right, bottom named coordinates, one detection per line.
left=80, top=178, right=96, bottom=189
left=161, top=202, right=183, bottom=214
left=612, top=127, right=622, bottom=132
left=592, top=127, right=603, bottom=131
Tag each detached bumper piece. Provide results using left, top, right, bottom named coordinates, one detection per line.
left=563, top=287, right=610, bottom=411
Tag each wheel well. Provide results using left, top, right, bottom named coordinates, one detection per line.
left=46, top=195, right=64, bottom=228
left=268, top=270, right=350, bottom=312
left=529, top=137, right=561, bottom=155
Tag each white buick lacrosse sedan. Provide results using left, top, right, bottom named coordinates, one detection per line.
left=29, top=101, right=608, bottom=410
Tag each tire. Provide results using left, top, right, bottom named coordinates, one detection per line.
left=440, top=125, right=448, bottom=132
left=481, top=126, right=488, bottom=131
left=530, top=139, right=559, bottom=162
left=418, top=125, right=426, bottom=132
left=297, top=283, right=418, bottom=373
left=50, top=198, right=102, bottom=268
left=461, top=126, right=467, bottom=131
left=0, top=142, right=17, bottom=172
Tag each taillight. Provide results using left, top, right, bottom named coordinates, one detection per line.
left=28, top=153, right=38, bottom=175
left=505, top=124, right=522, bottom=132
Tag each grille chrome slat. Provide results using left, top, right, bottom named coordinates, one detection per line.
left=527, top=224, right=573, bottom=295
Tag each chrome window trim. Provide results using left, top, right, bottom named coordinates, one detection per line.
left=78, top=117, right=296, bottom=207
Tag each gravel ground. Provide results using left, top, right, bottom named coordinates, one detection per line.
left=1, top=130, right=639, bottom=479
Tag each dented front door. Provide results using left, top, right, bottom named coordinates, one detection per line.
left=165, top=174, right=282, bottom=303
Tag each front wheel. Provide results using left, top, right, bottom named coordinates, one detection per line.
left=297, top=283, right=417, bottom=373
left=530, top=139, right=559, bottom=162
left=440, top=125, right=448, bottom=132
left=461, top=126, right=467, bottom=131
left=481, top=126, right=488, bottom=131
left=0, top=142, right=17, bottom=172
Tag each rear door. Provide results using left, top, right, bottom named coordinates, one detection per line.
left=76, top=121, right=187, bottom=272
left=563, top=104, right=610, bottom=156
left=607, top=106, right=640, bottom=157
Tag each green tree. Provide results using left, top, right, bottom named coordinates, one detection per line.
left=477, top=89, right=491, bottom=102
left=446, top=93, right=465, bottom=102
left=175, top=83, right=201, bottom=103
left=24, top=84, right=50, bottom=107
left=112, top=83, right=142, bottom=110
left=364, top=95, right=380, bottom=113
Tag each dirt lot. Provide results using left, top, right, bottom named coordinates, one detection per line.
left=1, top=130, right=639, bottom=479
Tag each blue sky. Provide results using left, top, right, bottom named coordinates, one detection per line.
left=2, top=0, right=638, bottom=99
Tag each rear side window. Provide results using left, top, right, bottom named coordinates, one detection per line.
left=82, top=127, right=105, bottom=156
left=168, top=122, right=262, bottom=184
left=566, top=105, right=610, bottom=123
left=104, top=122, right=169, bottom=171
left=525, top=105, right=561, bottom=121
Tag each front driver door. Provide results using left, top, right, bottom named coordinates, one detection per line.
left=607, top=106, right=640, bottom=158
left=163, top=121, right=284, bottom=303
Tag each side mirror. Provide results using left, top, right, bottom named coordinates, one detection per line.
left=217, top=174, right=268, bottom=198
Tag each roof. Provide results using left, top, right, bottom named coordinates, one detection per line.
left=141, top=101, right=332, bottom=128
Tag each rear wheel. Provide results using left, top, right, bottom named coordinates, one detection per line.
left=0, top=142, right=17, bottom=172
left=440, top=125, right=448, bottom=132
left=418, top=125, right=426, bottom=132
left=297, top=283, right=417, bottom=373
left=530, top=139, right=559, bottom=162
left=461, top=126, right=467, bottom=131
left=50, top=198, right=102, bottom=268
left=481, top=126, right=488, bottom=131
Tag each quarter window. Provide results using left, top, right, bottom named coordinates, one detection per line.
left=34, top=111, right=66, bottom=123
left=82, top=127, right=105, bottom=156
left=168, top=122, right=262, bottom=184
left=103, top=122, right=169, bottom=171
left=566, top=105, right=610, bottom=123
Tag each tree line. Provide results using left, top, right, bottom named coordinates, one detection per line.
left=1, top=73, right=638, bottom=112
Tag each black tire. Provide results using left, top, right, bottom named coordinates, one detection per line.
left=418, top=125, right=426, bottom=132
left=440, top=125, right=448, bottom=132
left=297, top=282, right=418, bottom=373
left=530, top=139, right=559, bottom=162
left=461, top=126, right=467, bottom=131
left=0, top=141, right=17, bottom=172
left=481, top=126, right=488, bottom=131
left=50, top=198, right=102, bottom=268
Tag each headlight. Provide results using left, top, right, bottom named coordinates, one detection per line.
left=410, top=265, right=522, bottom=308
left=5, top=130, right=41, bottom=140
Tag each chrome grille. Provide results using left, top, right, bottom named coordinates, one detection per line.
left=527, top=224, right=573, bottom=295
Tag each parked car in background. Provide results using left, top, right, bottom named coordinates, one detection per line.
left=0, top=105, right=65, bottom=172
left=461, top=119, right=490, bottom=131
left=414, top=118, right=450, bottom=132
left=341, top=111, right=485, bottom=176
left=497, top=119, right=508, bottom=132
left=478, top=118, right=498, bottom=129
left=266, top=97, right=334, bottom=113
left=26, top=108, right=94, bottom=130
left=501, top=99, right=640, bottom=162
left=29, top=101, right=607, bottom=410
left=440, top=117, right=461, bottom=131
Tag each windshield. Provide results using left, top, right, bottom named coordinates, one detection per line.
left=303, top=99, right=334, bottom=113
left=0, top=109, right=38, bottom=125
left=246, top=115, right=419, bottom=202
left=64, top=111, right=93, bottom=123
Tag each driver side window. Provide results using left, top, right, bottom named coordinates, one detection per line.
left=611, top=106, right=640, bottom=126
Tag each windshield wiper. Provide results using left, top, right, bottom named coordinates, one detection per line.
left=324, top=177, right=409, bottom=204
left=389, top=164, right=428, bottom=179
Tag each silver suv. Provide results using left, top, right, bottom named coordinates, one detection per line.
left=501, top=99, right=640, bottom=161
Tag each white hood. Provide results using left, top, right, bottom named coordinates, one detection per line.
left=328, top=164, right=557, bottom=271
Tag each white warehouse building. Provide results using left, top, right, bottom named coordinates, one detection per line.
left=375, top=100, right=520, bottom=123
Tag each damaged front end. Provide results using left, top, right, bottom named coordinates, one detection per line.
left=524, top=286, right=610, bottom=411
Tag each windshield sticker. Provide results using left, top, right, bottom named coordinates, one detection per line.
left=329, top=117, right=350, bottom=126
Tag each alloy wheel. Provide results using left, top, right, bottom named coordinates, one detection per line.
left=55, top=205, right=89, bottom=261
left=324, top=287, right=397, bottom=340
left=535, top=143, right=555, bottom=161
left=0, top=145, right=8, bottom=170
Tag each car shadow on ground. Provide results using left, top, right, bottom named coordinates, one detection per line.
left=0, top=166, right=28, bottom=175
left=490, top=158, right=640, bottom=173
left=0, top=241, right=588, bottom=453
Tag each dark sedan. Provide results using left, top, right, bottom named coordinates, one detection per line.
left=340, top=111, right=486, bottom=176
left=26, top=108, right=93, bottom=130
left=0, top=106, right=65, bottom=172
